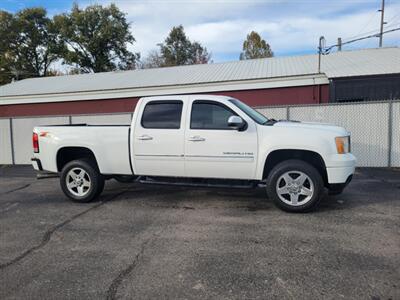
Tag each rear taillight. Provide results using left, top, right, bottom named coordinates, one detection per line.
left=33, top=132, right=39, bottom=153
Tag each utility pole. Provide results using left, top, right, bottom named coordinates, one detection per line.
left=318, top=36, right=325, bottom=74
left=379, top=0, right=385, bottom=47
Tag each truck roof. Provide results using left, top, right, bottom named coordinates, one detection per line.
left=139, top=94, right=232, bottom=101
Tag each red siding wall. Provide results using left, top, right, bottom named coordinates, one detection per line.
left=0, top=84, right=329, bottom=117
left=0, top=97, right=139, bottom=118
left=215, top=84, right=329, bottom=106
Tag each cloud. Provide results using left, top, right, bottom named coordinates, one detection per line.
left=76, top=0, right=400, bottom=61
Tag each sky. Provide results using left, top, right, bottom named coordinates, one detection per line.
left=1, top=0, right=399, bottom=63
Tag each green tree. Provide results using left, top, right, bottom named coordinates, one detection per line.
left=14, top=8, right=65, bottom=77
left=0, top=11, right=16, bottom=85
left=191, top=41, right=210, bottom=64
left=141, top=49, right=164, bottom=69
left=0, top=8, right=62, bottom=84
left=239, top=31, right=273, bottom=60
left=54, top=3, right=139, bottom=73
left=157, top=25, right=210, bottom=67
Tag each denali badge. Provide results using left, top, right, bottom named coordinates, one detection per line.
left=223, top=152, right=254, bottom=156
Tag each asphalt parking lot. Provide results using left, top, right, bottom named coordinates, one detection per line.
left=0, top=166, right=399, bottom=299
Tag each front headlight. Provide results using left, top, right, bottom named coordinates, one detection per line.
left=335, top=136, right=350, bottom=154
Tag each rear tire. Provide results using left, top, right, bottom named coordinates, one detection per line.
left=60, top=159, right=104, bottom=203
left=266, top=159, right=324, bottom=212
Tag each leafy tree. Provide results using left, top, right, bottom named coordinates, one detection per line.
left=14, top=8, right=65, bottom=77
left=157, top=25, right=210, bottom=67
left=0, top=11, right=16, bottom=85
left=239, top=31, right=273, bottom=60
left=191, top=41, right=210, bottom=64
left=141, top=49, right=165, bottom=69
left=0, top=8, right=62, bottom=84
left=54, top=3, right=139, bottom=73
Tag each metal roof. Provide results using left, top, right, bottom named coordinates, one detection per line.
left=1, top=47, right=399, bottom=98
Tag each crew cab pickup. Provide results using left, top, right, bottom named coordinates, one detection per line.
left=32, top=95, right=356, bottom=212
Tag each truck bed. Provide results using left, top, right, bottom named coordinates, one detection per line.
left=33, top=125, right=132, bottom=175
left=41, top=124, right=130, bottom=127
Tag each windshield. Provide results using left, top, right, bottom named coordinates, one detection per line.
left=229, top=98, right=269, bottom=125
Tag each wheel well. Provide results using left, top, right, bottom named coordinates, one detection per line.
left=56, top=147, right=98, bottom=172
left=263, top=149, right=328, bottom=186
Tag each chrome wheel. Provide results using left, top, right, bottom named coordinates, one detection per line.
left=276, top=170, right=314, bottom=206
left=66, top=167, right=91, bottom=197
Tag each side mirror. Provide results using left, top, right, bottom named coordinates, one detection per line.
left=228, top=115, right=245, bottom=131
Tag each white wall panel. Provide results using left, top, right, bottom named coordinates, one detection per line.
left=71, top=114, right=131, bottom=125
left=289, top=103, right=390, bottom=167
left=0, top=119, right=13, bottom=164
left=391, top=102, right=400, bottom=167
left=12, top=117, right=69, bottom=164
left=256, top=107, right=287, bottom=120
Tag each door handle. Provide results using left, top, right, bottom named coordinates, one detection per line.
left=137, top=135, right=153, bottom=140
left=188, top=136, right=205, bottom=142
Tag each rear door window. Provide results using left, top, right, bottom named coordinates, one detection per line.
left=141, top=101, right=183, bottom=129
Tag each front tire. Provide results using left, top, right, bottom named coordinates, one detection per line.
left=266, top=160, right=324, bottom=212
left=60, top=159, right=105, bottom=203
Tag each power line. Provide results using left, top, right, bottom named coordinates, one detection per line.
left=323, top=27, right=400, bottom=53
left=348, top=9, right=378, bottom=41
left=339, top=0, right=399, bottom=50
left=341, top=22, right=400, bottom=44
left=341, top=28, right=383, bottom=43
left=385, top=12, right=400, bottom=26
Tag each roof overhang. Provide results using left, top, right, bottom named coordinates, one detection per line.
left=0, top=73, right=328, bottom=106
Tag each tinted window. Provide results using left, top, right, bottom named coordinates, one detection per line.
left=191, top=101, right=236, bottom=130
left=142, top=101, right=183, bottom=129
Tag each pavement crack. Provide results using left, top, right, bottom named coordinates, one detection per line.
left=0, top=202, right=19, bottom=213
left=276, top=277, right=295, bottom=299
left=145, top=204, right=195, bottom=210
left=106, top=227, right=168, bottom=300
left=106, top=236, right=152, bottom=300
left=3, top=184, right=31, bottom=195
left=0, top=190, right=126, bottom=271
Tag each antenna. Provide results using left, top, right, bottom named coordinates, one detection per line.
left=337, top=38, right=342, bottom=51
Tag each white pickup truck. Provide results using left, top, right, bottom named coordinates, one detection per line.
left=32, top=95, right=356, bottom=212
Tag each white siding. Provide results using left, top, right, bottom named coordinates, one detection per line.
left=12, top=117, right=69, bottom=164
left=0, top=119, right=12, bottom=164
left=71, top=114, right=131, bottom=125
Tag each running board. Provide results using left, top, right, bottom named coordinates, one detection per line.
left=138, top=176, right=261, bottom=189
